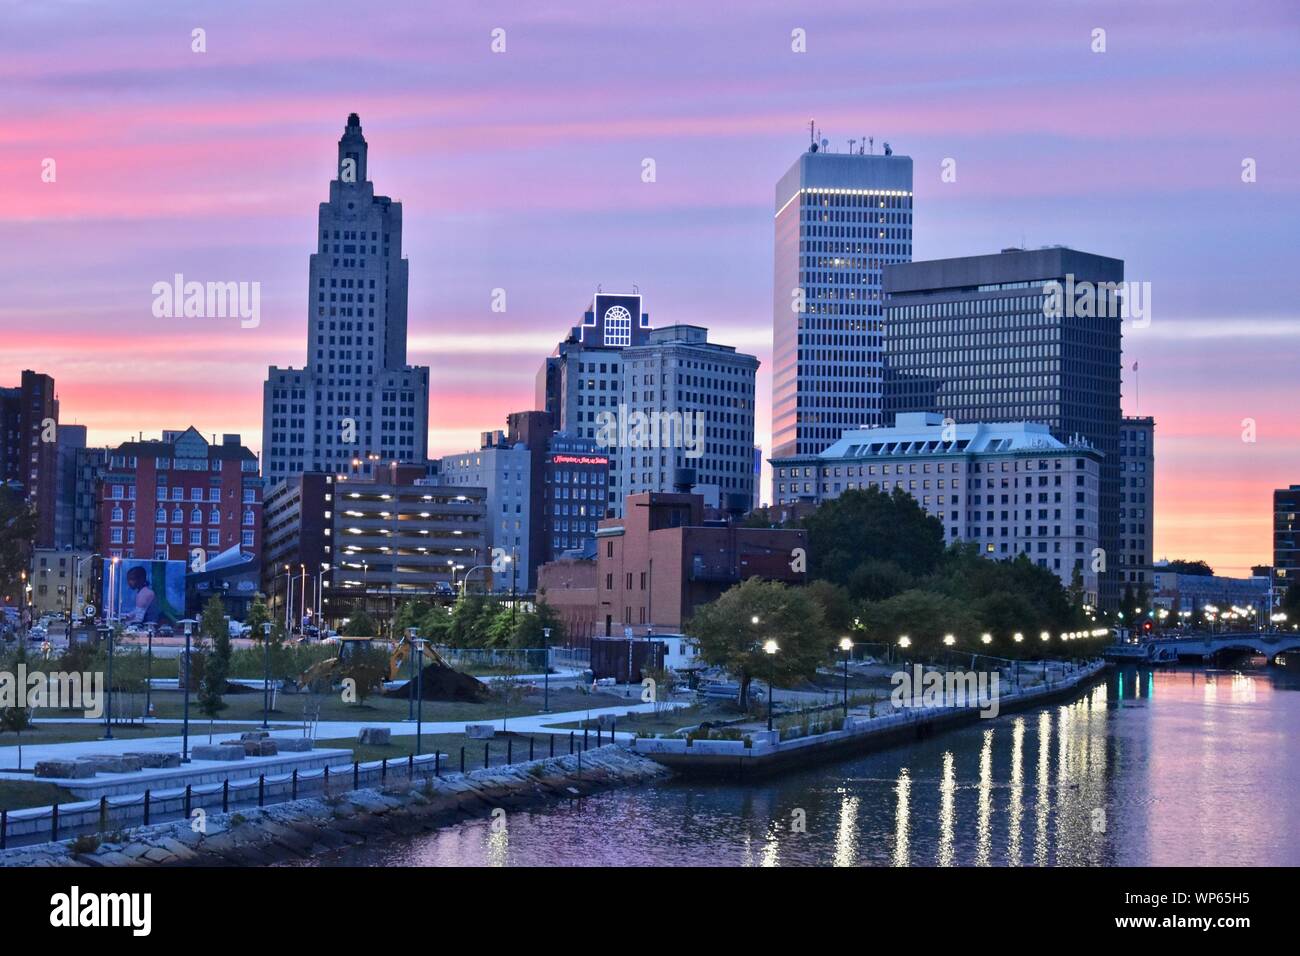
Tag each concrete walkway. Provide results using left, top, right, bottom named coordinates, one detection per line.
left=1, top=697, right=687, bottom=769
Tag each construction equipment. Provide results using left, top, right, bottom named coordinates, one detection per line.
left=387, top=635, right=452, bottom=680
left=297, top=636, right=390, bottom=691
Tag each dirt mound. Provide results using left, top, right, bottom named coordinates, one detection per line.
left=385, top=662, right=490, bottom=703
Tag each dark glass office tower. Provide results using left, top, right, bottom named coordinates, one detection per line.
left=883, top=247, right=1124, bottom=608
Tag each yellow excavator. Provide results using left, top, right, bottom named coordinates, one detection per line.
left=297, top=636, right=392, bottom=690
left=387, top=635, right=452, bottom=680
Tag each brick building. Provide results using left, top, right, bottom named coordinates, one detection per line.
left=593, top=491, right=806, bottom=637
left=98, top=427, right=262, bottom=562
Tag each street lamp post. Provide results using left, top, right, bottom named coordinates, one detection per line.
left=414, top=634, right=425, bottom=757
left=145, top=624, right=154, bottom=719
left=283, top=564, right=292, bottom=632
left=839, top=636, right=853, bottom=718
left=763, top=638, right=779, bottom=733
left=100, top=624, right=114, bottom=739
left=179, top=618, right=196, bottom=762
left=261, top=621, right=273, bottom=729
left=542, top=626, right=552, bottom=713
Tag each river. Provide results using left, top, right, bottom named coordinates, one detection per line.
left=300, top=665, right=1300, bottom=866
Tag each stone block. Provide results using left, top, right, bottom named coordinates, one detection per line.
left=357, top=727, right=391, bottom=745
left=240, top=731, right=271, bottom=741
left=34, top=759, right=96, bottom=779
left=84, top=754, right=145, bottom=774
left=274, top=737, right=313, bottom=752
left=465, top=724, right=495, bottom=740
left=191, top=744, right=245, bottom=761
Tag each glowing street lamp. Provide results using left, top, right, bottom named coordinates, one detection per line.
left=838, top=636, right=853, bottom=717
left=763, top=639, right=780, bottom=732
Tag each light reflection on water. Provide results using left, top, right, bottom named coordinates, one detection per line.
left=300, top=667, right=1300, bottom=867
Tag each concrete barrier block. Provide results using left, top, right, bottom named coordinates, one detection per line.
left=274, top=738, right=313, bottom=752
left=465, top=724, right=494, bottom=740
left=357, top=727, right=391, bottom=745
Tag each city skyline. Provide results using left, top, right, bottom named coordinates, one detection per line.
left=3, top=1, right=1299, bottom=575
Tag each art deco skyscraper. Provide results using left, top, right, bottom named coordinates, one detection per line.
left=262, top=114, right=429, bottom=485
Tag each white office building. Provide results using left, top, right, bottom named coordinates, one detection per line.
left=772, top=411, right=1103, bottom=600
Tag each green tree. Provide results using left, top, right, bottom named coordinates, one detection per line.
left=687, top=578, right=832, bottom=708
left=197, top=596, right=231, bottom=738
left=0, top=489, right=38, bottom=608
left=342, top=609, right=378, bottom=636
left=857, top=588, right=980, bottom=659
left=800, top=487, right=945, bottom=589
left=0, top=706, right=33, bottom=770
left=1164, top=559, right=1214, bottom=577
left=339, top=645, right=389, bottom=707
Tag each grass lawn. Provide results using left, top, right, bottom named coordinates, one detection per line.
left=0, top=780, right=77, bottom=812
left=551, top=700, right=743, bottom=737
left=29, top=684, right=629, bottom=724
left=316, top=729, right=580, bottom=769
left=1, top=723, right=292, bottom=754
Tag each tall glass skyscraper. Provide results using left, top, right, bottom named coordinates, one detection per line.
left=882, top=246, right=1125, bottom=608
left=771, top=143, right=913, bottom=460
left=262, top=114, right=429, bottom=485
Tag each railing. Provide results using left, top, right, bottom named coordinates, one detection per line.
left=0, top=724, right=624, bottom=852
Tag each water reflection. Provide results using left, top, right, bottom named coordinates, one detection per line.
left=300, top=667, right=1300, bottom=867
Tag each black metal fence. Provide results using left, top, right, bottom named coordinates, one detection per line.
left=0, top=724, right=624, bottom=851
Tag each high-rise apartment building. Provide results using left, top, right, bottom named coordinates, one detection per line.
left=262, top=113, right=429, bottom=485
left=1, top=369, right=59, bottom=547
left=771, top=142, right=913, bottom=460
left=1120, top=416, right=1155, bottom=586
left=1275, top=484, right=1300, bottom=596
left=54, top=423, right=86, bottom=550
left=882, top=247, right=1124, bottom=607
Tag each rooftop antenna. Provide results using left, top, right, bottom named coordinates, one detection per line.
left=809, top=119, right=816, bottom=152
left=868, top=136, right=874, bottom=155
left=848, top=138, right=857, bottom=155
left=859, top=136, right=866, bottom=155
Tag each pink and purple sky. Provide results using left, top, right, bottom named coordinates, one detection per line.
left=2, top=0, right=1298, bottom=575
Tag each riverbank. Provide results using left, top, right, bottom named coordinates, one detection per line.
left=635, top=659, right=1109, bottom=777
left=0, top=745, right=667, bottom=867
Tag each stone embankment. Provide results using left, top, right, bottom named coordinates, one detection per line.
left=0, top=746, right=666, bottom=867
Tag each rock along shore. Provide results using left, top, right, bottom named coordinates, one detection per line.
left=0, top=746, right=668, bottom=868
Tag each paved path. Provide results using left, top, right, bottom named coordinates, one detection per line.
left=1, top=698, right=689, bottom=768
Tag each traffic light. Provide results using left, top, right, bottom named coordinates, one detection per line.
left=1142, top=619, right=1153, bottom=634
